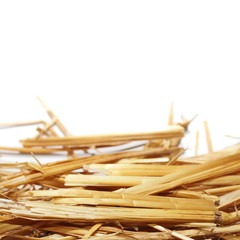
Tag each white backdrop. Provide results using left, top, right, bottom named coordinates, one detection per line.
left=0, top=1, right=240, bottom=159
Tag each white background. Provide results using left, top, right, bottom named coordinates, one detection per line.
left=0, top=1, right=240, bottom=159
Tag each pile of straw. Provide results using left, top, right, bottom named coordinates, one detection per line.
left=0, top=99, right=240, bottom=240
